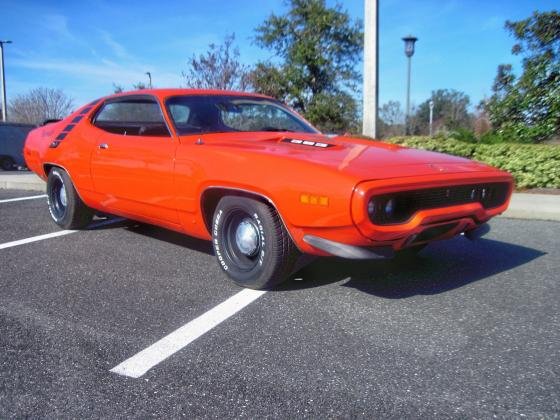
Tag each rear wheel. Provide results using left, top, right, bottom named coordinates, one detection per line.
left=46, top=167, right=93, bottom=229
left=212, top=196, right=299, bottom=289
left=0, top=157, right=15, bottom=171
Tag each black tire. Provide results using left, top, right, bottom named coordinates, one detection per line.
left=46, top=167, right=93, bottom=229
left=395, top=243, right=428, bottom=260
left=212, top=196, right=299, bottom=289
left=0, top=157, right=15, bottom=171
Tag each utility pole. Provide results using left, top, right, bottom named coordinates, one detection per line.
left=362, top=0, right=379, bottom=138
left=402, top=35, right=417, bottom=135
left=0, top=40, right=12, bottom=122
left=429, top=99, right=434, bottom=136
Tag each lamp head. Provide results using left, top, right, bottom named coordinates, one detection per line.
left=402, top=35, right=418, bottom=58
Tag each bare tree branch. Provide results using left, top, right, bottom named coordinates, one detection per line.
left=8, top=87, right=74, bottom=125
left=182, top=33, right=252, bottom=91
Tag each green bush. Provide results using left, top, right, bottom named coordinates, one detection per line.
left=448, top=128, right=478, bottom=143
left=425, top=129, right=545, bottom=145
left=386, top=136, right=560, bottom=189
left=478, top=131, right=509, bottom=144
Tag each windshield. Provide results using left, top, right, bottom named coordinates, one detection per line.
left=165, top=95, right=319, bottom=135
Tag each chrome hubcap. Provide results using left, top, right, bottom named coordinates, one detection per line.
left=235, top=218, right=259, bottom=256
left=59, top=183, right=67, bottom=207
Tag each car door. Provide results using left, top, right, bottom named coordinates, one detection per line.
left=90, top=95, right=179, bottom=224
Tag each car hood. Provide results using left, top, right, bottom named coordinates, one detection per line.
left=187, top=132, right=495, bottom=181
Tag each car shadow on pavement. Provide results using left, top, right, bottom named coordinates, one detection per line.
left=280, top=237, right=546, bottom=298
left=104, top=220, right=545, bottom=298
left=123, top=222, right=214, bottom=255
left=87, top=217, right=133, bottom=230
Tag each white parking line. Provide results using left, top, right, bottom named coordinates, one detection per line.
left=0, top=218, right=125, bottom=250
left=0, top=230, right=76, bottom=250
left=110, top=288, right=267, bottom=378
left=0, top=194, right=46, bottom=203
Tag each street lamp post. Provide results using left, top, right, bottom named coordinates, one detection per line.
left=402, top=35, right=417, bottom=135
left=429, top=99, right=434, bottom=136
left=0, top=40, right=13, bottom=122
left=145, top=72, right=152, bottom=89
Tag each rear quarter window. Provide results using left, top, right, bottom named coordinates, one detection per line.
left=93, top=98, right=170, bottom=137
left=96, top=101, right=164, bottom=123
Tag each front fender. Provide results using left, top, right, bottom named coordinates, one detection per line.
left=175, top=144, right=359, bottom=229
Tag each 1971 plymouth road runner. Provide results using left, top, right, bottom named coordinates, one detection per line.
left=24, top=89, right=513, bottom=289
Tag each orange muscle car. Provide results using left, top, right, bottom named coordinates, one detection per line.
left=24, top=89, right=513, bottom=289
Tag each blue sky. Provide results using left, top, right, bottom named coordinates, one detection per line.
left=1, top=0, right=557, bottom=110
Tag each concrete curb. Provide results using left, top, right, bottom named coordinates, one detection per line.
left=1, top=172, right=558, bottom=221
left=502, top=193, right=560, bottom=222
left=0, top=172, right=45, bottom=191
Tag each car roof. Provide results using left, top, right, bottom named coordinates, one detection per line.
left=105, top=88, right=274, bottom=101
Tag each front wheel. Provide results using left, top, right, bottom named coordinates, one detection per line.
left=46, top=167, right=93, bottom=229
left=212, top=196, right=299, bottom=289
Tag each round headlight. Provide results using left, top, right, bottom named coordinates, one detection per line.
left=367, top=199, right=375, bottom=217
left=385, top=198, right=395, bottom=216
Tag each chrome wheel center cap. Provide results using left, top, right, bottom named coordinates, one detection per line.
left=59, top=184, right=67, bottom=207
left=235, top=219, right=259, bottom=256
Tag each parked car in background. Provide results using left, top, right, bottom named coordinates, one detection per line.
left=0, top=122, right=35, bottom=170
left=24, top=89, right=513, bottom=289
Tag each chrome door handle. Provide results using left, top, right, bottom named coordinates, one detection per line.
left=98, top=143, right=109, bottom=149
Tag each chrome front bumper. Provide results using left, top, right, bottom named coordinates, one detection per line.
left=303, top=235, right=394, bottom=260
left=303, top=222, right=491, bottom=259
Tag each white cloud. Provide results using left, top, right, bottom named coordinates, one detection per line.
left=41, top=14, right=79, bottom=43
left=12, top=57, right=140, bottom=82
left=98, top=30, right=134, bottom=61
left=10, top=57, right=181, bottom=90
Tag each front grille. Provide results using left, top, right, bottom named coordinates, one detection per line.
left=369, top=182, right=510, bottom=225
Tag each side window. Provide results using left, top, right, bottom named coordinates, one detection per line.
left=94, top=98, right=170, bottom=137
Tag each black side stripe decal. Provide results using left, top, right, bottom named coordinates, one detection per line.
left=50, top=99, right=100, bottom=148
left=50, top=122, right=76, bottom=148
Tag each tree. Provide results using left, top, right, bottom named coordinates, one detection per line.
left=413, top=89, right=472, bottom=135
left=132, top=82, right=147, bottom=90
left=483, top=10, right=560, bottom=142
left=8, top=87, right=74, bottom=125
left=112, top=83, right=124, bottom=94
left=182, top=33, right=251, bottom=91
left=112, top=81, right=148, bottom=93
left=249, top=63, right=291, bottom=101
left=304, top=91, right=360, bottom=133
left=251, top=0, right=363, bottom=133
left=377, top=100, right=405, bottom=138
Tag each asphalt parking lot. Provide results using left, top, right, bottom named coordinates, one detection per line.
left=1, top=188, right=559, bottom=418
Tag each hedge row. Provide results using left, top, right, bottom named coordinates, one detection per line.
left=385, top=136, right=560, bottom=189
